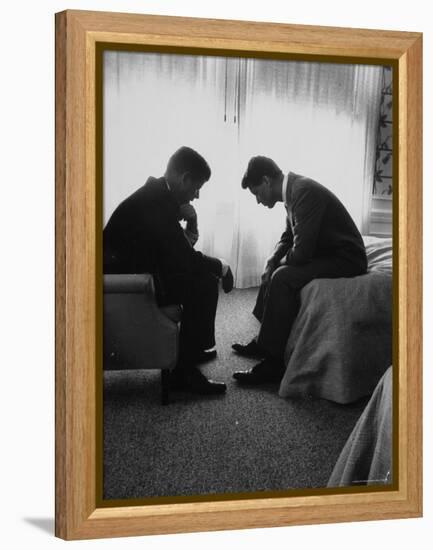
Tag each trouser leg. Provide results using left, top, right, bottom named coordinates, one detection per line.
left=175, top=272, right=219, bottom=368
left=252, top=282, right=267, bottom=322
left=256, top=258, right=364, bottom=362
left=256, top=267, right=300, bottom=361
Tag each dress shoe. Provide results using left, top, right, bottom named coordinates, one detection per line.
left=233, top=359, right=284, bottom=385
left=170, top=367, right=226, bottom=395
left=232, top=338, right=264, bottom=358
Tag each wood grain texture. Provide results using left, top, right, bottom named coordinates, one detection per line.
left=403, top=35, right=423, bottom=515
left=55, top=9, right=423, bottom=540
left=55, top=10, right=97, bottom=539
left=72, top=9, right=420, bottom=58
left=54, top=10, right=67, bottom=540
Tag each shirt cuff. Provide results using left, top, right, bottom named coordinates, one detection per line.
left=219, top=258, right=230, bottom=277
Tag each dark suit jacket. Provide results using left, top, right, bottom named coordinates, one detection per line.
left=103, top=177, right=222, bottom=302
left=272, top=172, right=367, bottom=271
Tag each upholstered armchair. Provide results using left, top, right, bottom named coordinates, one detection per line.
left=103, top=274, right=181, bottom=404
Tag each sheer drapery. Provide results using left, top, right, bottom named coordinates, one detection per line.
left=104, top=52, right=382, bottom=288
left=234, top=60, right=382, bottom=286
left=103, top=52, right=229, bottom=222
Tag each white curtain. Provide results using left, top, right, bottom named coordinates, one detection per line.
left=104, top=52, right=382, bottom=288
left=233, top=59, right=382, bottom=286
left=104, top=52, right=228, bottom=221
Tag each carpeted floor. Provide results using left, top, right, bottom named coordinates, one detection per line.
left=103, top=287, right=367, bottom=500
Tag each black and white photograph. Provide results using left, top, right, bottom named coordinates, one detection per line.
left=101, top=49, right=394, bottom=501
left=3, top=0, right=431, bottom=545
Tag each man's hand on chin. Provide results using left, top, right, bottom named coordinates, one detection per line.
left=178, top=202, right=197, bottom=222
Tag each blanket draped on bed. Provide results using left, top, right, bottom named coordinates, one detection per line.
left=327, top=366, right=393, bottom=486
left=279, top=237, right=392, bottom=404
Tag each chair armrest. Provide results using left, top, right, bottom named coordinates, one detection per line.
left=103, top=273, right=155, bottom=294
left=103, top=274, right=181, bottom=371
left=104, top=273, right=182, bottom=323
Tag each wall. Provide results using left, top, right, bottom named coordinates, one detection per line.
left=1, top=1, right=431, bottom=549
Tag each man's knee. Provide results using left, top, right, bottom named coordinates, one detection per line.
left=165, top=271, right=218, bottom=304
left=271, top=264, right=319, bottom=290
left=197, top=271, right=219, bottom=298
left=270, top=265, right=300, bottom=290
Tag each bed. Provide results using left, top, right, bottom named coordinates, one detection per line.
left=278, top=236, right=392, bottom=404
left=327, top=366, right=393, bottom=486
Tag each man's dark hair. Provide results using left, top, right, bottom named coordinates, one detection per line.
left=241, top=156, right=282, bottom=189
left=167, top=146, right=211, bottom=182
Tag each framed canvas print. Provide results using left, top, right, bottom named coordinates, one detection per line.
left=55, top=10, right=422, bottom=540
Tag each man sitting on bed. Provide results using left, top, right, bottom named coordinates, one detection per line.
left=232, top=156, right=368, bottom=385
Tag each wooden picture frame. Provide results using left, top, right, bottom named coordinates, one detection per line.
left=55, top=9, right=422, bottom=540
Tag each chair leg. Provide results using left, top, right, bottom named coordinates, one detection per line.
left=161, top=370, right=170, bottom=405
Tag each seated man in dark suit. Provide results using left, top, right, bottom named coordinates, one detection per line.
left=232, top=156, right=367, bottom=385
left=104, top=146, right=234, bottom=395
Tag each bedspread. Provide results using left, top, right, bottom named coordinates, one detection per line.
left=278, top=237, right=392, bottom=404
left=328, top=366, right=393, bottom=486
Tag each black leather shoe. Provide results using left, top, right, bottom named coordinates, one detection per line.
left=170, top=368, right=226, bottom=395
left=233, top=359, right=283, bottom=385
left=232, top=338, right=264, bottom=358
